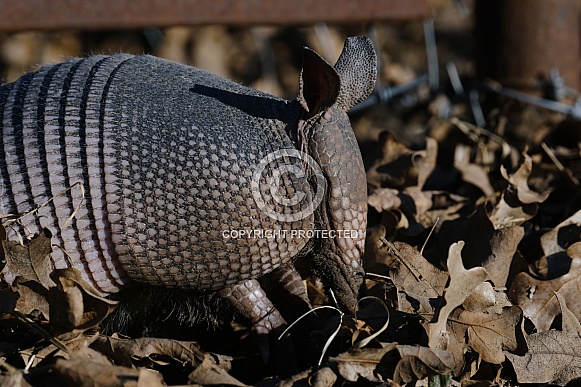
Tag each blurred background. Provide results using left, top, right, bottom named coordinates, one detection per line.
left=1, top=0, right=580, bottom=223
left=0, top=0, right=450, bottom=92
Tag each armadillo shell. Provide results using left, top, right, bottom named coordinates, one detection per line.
left=1, top=54, right=314, bottom=293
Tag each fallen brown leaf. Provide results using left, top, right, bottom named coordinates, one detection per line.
left=332, top=343, right=454, bottom=384
left=488, top=153, right=550, bottom=229
left=388, top=242, right=448, bottom=315
left=480, top=226, right=524, bottom=288
left=447, top=306, right=521, bottom=364
left=367, top=132, right=437, bottom=190
left=462, top=282, right=510, bottom=314
left=502, top=153, right=551, bottom=204
left=333, top=344, right=399, bottom=383
left=92, top=334, right=207, bottom=368
left=309, top=366, right=338, bottom=387
left=540, top=209, right=581, bottom=257
left=368, top=188, right=402, bottom=213
left=48, top=268, right=118, bottom=339
left=2, top=228, right=54, bottom=289
left=454, top=144, right=494, bottom=197
left=509, top=242, right=581, bottom=331
left=426, top=207, right=523, bottom=288
left=5, top=279, right=50, bottom=317
left=52, top=353, right=164, bottom=387
left=428, top=241, right=489, bottom=351
left=393, top=345, right=455, bottom=384
left=188, top=353, right=247, bottom=386
left=506, top=292, right=581, bottom=386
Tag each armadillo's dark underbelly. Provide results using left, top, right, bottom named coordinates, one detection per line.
left=0, top=54, right=313, bottom=294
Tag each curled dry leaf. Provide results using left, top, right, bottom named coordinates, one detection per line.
left=188, top=353, right=247, bottom=387
left=333, top=344, right=398, bottom=383
left=447, top=306, right=521, bottom=364
left=48, top=268, right=118, bottom=339
left=92, top=334, right=207, bottom=368
left=428, top=241, right=489, bottom=350
left=540, top=208, right=581, bottom=257
left=462, top=282, right=510, bottom=314
left=405, top=189, right=466, bottom=230
left=3, top=279, right=50, bottom=317
left=368, top=188, right=402, bottom=213
left=2, top=228, right=54, bottom=289
left=387, top=241, right=448, bottom=315
left=454, top=144, right=494, bottom=197
left=92, top=335, right=242, bottom=385
left=506, top=292, right=581, bottom=386
left=332, top=343, right=454, bottom=384
left=52, top=353, right=164, bottom=387
left=369, top=187, right=467, bottom=238
left=367, top=132, right=437, bottom=190
left=394, top=345, right=455, bottom=384
left=309, top=366, right=338, bottom=387
left=488, top=153, right=550, bottom=230
left=509, top=242, right=581, bottom=331
left=501, top=153, right=551, bottom=204
left=415, top=137, right=438, bottom=190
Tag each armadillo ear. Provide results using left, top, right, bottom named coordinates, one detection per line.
left=334, top=36, right=377, bottom=111
left=298, top=47, right=340, bottom=118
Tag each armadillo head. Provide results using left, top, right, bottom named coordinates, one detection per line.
left=293, top=37, right=377, bottom=313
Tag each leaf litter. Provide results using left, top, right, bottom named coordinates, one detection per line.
left=2, top=103, right=581, bottom=386
left=2, top=33, right=581, bottom=387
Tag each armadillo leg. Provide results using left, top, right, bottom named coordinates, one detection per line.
left=259, top=263, right=312, bottom=322
left=218, top=279, right=285, bottom=335
left=262, top=263, right=323, bottom=370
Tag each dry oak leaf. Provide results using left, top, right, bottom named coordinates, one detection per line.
left=1, top=279, right=50, bottom=318
left=367, top=133, right=437, bottom=190
left=424, top=206, right=522, bottom=288
left=387, top=241, right=448, bottom=315
left=2, top=228, right=54, bottom=289
left=389, top=241, right=518, bottom=372
left=188, top=353, right=247, bottom=387
left=462, top=282, right=511, bottom=315
left=368, top=188, right=402, bottom=213
left=428, top=241, right=489, bottom=350
left=405, top=189, right=466, bottom=230
left=92, top=334, right=207, bottom=368
left=308, top=367, right=337, bottom=387
left=479, top=226, right=524, bottom=288
left=488, top=153, right=550, bottom=230
left=52, top=354, right=164, bottom=387
left=332, top=343, right=454, bottom=384
left=502, top=152, right=551, bottom=205
left=506, top=292, right=581, bottom=386
left=509, top=242, right=581, bottom=331
left=48, top=268, right=118, bottom=339
left=454, top=144, right=494, bottom=198
left=333, top=343, right=398, bottom=383
left=447, top=306, right=522, bottom=364
left=394, top=345, right=455, bottom=385
left=540, top=208, right=581, bottom=257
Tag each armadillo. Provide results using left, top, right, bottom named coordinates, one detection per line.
left=0, top=36, right=376, bottom=335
